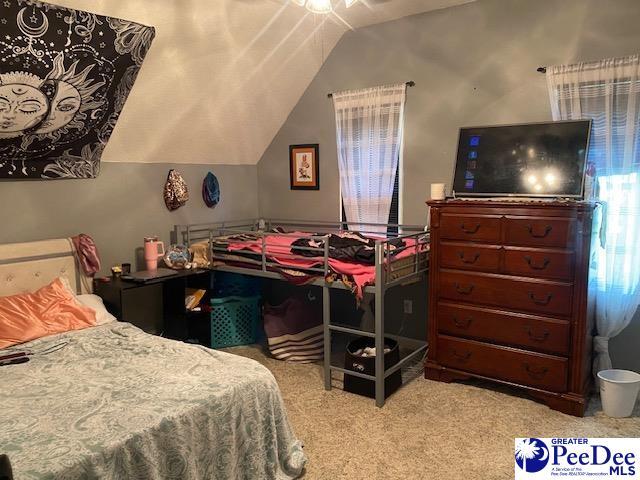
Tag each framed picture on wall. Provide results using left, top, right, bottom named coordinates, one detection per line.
left=289, top=144, right=319, bottom=190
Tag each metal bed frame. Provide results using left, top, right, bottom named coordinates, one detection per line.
left=174, top=218, right=430, bottom=407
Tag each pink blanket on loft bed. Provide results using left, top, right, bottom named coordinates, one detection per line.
left=225, top=232, right=427, bottom=298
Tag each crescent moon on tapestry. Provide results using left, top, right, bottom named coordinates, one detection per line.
left=0, top=0, right=156, bottom=180
left=17, top=8, right=49, bottom=38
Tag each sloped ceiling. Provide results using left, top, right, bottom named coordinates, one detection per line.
left=47, top=0, right=474, bottom=165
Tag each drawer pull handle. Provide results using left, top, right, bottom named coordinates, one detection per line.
left=528, top=292, right=553, bottom=305
left=454, top=283, right=474, bottom=295
left=526, top=326, right=550, bottom=342
left=451, top=350, right=472, bottom=361
left=453, top=316, right=472, bottom=329
left=524, top=256, right=550, bottom=270
left=458, top=252, right=480, bottom=264
left=523, top=363, right=549, bottom=378
left=460, top=223, right=481, bottom=234
left=527, top=224, right=553, bottom=238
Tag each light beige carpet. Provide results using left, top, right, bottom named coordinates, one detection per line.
left=227, top=345, right=640, bottom=480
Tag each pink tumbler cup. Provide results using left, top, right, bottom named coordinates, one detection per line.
left=144, top=237, right=165, bottom=271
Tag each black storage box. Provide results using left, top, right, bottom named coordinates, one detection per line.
left=344, top=337, right=402, bottom=399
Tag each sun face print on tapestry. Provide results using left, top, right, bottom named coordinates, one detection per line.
left=0, top=0, right=155, bottom=179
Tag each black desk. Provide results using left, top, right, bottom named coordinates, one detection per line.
left=95, top=269, right=213, bottom=342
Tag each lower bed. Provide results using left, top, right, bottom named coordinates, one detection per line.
left=1, top=322, right=306, bottom=480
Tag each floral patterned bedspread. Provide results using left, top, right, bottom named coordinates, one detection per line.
left=0, top=323, right=306, bottom=479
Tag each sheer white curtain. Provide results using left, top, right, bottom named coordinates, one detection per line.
left=547, top=55, right=640, bottom=374
left=333, top=84, right=406, bottom=233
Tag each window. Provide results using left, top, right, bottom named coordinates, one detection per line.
left=332, top=83, right=407, bottom=234
left=341, top=157, right=400, bottom=234
left=546, top=55, right=640, bottom=371
left=596, top=172, right=640, bottom=294
left=553, top=78, right=640, bottom=294
left=548, top=66, right=640, bottom=290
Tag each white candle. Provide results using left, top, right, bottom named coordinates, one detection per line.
left=430, top=183, right=446, bottom=200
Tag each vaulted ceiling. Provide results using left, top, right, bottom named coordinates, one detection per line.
left=49, top=0, right=474, bottom=165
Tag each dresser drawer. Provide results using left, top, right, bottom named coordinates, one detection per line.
left=503, top=247, right=575, bottom=281
left=439, top=270, right=573, bottom=317
left=440, top=214, right=501, bottom=243
left=440, top=242, right=501, bottom=273
left=437, top=335, right=568, bottom=392
left=437, top=302, right=570, bottom=355
left=505, top=216, right=575, bottom=248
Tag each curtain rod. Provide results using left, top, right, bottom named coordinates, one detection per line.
left=327, top=81, right=415, bottom=98
left=537, top=67, right=547, bottom=74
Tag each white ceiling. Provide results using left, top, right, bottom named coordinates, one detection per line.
left=49, top=0, right=474, bottom=165
left=330, top=0, right=475, bottom=29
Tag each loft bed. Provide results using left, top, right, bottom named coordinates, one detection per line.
left=173, top=219, right=430, bottom=407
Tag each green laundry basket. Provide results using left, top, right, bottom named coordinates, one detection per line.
left=210, top=296, right=260, bottom=348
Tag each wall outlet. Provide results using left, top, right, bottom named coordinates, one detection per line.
left=403, top=299, right=413, bottom=314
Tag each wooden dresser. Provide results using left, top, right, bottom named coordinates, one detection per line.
left=425, top=199, right=596, bottom=416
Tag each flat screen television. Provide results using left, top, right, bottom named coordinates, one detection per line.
left=452, top=120, right=591, bottom=198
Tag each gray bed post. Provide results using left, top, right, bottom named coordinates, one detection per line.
left=323, top=235, right=331, bottom=391
left=374, top=241, right=385, bottom=407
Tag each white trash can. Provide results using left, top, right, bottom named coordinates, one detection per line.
left=597, top=369, right=640, bottom=418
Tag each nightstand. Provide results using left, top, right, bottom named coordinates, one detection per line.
left=95, top=269, right=213, bottom=341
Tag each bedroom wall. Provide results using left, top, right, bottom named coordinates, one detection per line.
left=40, top=0, right=347, bottom=167
left=0, top=163, right=258, bottom=274
left=257, top=0, right=640, bottom=224
left=0, top=0, right=275, bottom=273
left=256, top=0, right=640, bottom=370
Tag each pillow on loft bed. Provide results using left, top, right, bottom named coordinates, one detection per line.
left=0, top=278, right=96, bottom=349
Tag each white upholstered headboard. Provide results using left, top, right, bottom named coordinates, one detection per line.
left=0, top=238, right=92, bottom=297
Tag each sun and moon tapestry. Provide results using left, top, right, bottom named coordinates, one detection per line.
left=0, top=0, right=154, bottom=179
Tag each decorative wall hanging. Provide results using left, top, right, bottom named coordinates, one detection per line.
left=164, top=169, right=189, bottom=211
left=202, top=171, right=220, bottom=207
left=0, top=0, right=155, bottom=179
left=289, top=144, right=319, bottom=190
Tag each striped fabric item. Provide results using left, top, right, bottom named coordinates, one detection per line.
left=267, top=325, right=323, bottom=363
left=263, top=298, right=323, bottom=363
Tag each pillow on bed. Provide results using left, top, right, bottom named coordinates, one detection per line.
left=0, top=278, right=96, bottom=349
left=56, top=278, right=115, bottom=325
left=76, top=294, right=117, bottom=325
